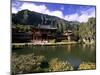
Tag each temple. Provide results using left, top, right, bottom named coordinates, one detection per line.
left=12, top=24, right=77, bottom=43
left=12, top=25, right=57, bottom=43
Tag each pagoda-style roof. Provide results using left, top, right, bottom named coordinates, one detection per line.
left=31, top=25, right=57, bottom=30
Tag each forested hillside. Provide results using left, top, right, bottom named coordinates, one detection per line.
left=12, top=9, right=96, bottom=43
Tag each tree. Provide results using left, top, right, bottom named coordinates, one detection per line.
left=16, top=24, right=31, bottom=32
left=78, top=18, right=96, bottom=43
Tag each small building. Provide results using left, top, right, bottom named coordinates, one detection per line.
left=63, top=30, right=79, bottom=41
left=31, top=25, right=57, bottom=41
left=55, top=30, right=74, bottom=42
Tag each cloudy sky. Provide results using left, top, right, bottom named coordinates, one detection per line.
left=12, top=0, right=96, bottom=22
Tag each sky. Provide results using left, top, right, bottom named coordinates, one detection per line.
left=12, top=0, right=96, bottom=22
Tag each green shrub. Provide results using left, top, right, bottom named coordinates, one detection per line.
left=49, top=39, right=55, bottom=43
left=12, top=54, right=76, bottom=74
left=78, top=62, right=96, bottom=70
left=12, top=53, right=46, bottom=74
left=61, top=40, right=68, bottom=42
left=49, top=58, right=73, bottom=72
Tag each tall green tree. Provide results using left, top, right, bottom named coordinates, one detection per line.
left=78, top=18, right=96, bottom=43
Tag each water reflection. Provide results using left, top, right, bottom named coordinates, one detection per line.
left=67, top=45, right=71, bottom=52
left=13, top=44, right=96, bottom=66
left=67, top=56, right=82, bottom=69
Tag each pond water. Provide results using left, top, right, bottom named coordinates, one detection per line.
left=12, top=44, right=96, bottom=67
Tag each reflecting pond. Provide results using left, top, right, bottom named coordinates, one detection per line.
left=12, top=44, right=96, bottom=67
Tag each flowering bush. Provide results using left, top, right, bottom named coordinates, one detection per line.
left=49, top=58, right=73, bottom=72
left=12, top=53, right=46, bottom=74
left=78, top=62, right=96, bottom=70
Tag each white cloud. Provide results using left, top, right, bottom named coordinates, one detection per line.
left=88, top=10, right=95, bottom=18
left=64, top=13, right=79, bottom=21
left=12, top=7, right=18, bottom=13
left=45, top=10, right=64, bottom=18
left=12, top=2, right=95, bottom=22
left=79, top=8, right=95, bottom=22
left=14, top=3, right=64, bottom=19
left=64, top=8, right=95, bottom=22
left=19, top=3, right=47, bottom=13
left=78, top=14, right=89, bottom=22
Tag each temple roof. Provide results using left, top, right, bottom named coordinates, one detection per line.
left=32, top=25, right=57, bottom=30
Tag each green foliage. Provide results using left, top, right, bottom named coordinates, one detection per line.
left=16, top=24, right=31, bottom=32
left=78, top=62, right=96, bottom=70
left=12, top=53, right=46, bottom=74
left=61, top=40, right=68, bottom=42
left=54, top=20, right=67, bottom=33
left=49, top=39, right=55, bottom=43
left=12, top=9, right=70, bottom=33
left=78, top=18, right=96, bottom=43
left=12, top=54, right=74, bottom=74
left=49, top=58, right=74, bottom=72
left=12, top=53, right=96, bottom=74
